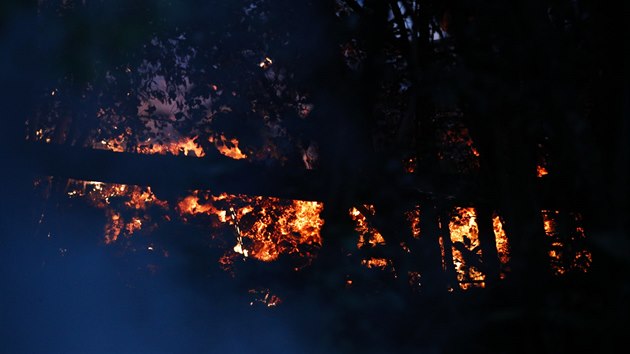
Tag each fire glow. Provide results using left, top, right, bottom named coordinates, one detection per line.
left=448, top=207, right=486, bottom=289
left=541, top=210, right=592, bottom=275
left=178, top=191, right=324, bottom=263
left=447, top=208, right=512, bottom=288
left=350, top=205, right=386, bottom=248
left=62, top=179, right=324, bottom=269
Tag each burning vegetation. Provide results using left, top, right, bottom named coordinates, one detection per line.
left=542, top=210, right=592, bottom=275
left=59, top=179, right=325, bottom=269
left=24, top=1, right=595, bottom=310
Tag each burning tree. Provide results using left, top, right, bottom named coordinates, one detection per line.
left=1, top=0, right=627, bottom=353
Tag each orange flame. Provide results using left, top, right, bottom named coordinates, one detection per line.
left=65, top=180, right=168, bottom=244
left=350, top=205, right=386, bottom=248
left=137, top=136, right=205, bottom=157
left=541, top=210, right=592, bottom=275
left=209, top=134, right=247, bottom=160
left=405, top=206, right=421, bottom=238
left=449, top=207, right=485, bottom=289
left=178, top=191, right=324, bottom=263
left=537, top=165, right=549, bottom=177
left=492, top=214, right=510, bottom=279
left=361, top=257, right=390, bottom=270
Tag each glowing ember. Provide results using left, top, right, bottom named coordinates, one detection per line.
left=403, top=157, right=417, bottom=173
left=405, top=206, right=421, bottom=238
left=438, top=235, right=447, bottom=271
left=492, top=214, right=510, bottom=279
left=248, top=288, right=282, bottom=307
left=350, top=205, right=386, bottom=248
left=65, top=179, right=168, bottom=244
left=258, top=57, right=273, bottom=69
left=448, top=207, right=485, bottom=289
left=361, top=257, right=390, bottom=270
left=541, top=210, right=564, bottom=275
left=408, top=271, right=422, bottom=292
left=541, top=210, right=592, bottom=275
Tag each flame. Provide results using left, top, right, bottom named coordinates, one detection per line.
left=350, top=205, right=386, bottom=248
left=65, top=179, right=168, bottom=244
left=492, top=214, right=510, bottom=279
left=537, top=165, right=549, bottom=177
left=541, top=210, right=564, bottom=275
left=448, top=207, right=485, bottom=289
left=95, top=134, right=206, bottom=157
left=178, top=191, right=324, bottom=263
left=137, top=136, right=205, bottom=157
left=63, top=177, right=324, bottom=268
left=361, top=257, right=390, bottom=269
left=96, top=133, right=250, bottom=161
left=405, top=206, right=421, bottom=238
left=209, top=134, right=247, bottom=160
left=177, top=193, right=227, bottom=222
left=541, top=210, right=592, bottom=275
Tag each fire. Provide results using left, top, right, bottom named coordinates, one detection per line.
left=94, top=132, right=249, bottom=160
left=537, top=165, right=549, bottom=177
left=361, top=257, right=390, bottom=270
left=541, top=210, right=592, bottom=275
left=350, top=205, right=386, bottom=248
left=62, top=176, right=324, bottom=270
left=209, top=134, right=247, bottom=160
left=65, top=179, right=168, bottom=244
left=541, top=210, right=564, bottom=275
left=94, top=134, right=206, bottom=157
left=492, top=214, right=510, bottom=279
left=178, top=191, right=324, bottom=263
left=177, top=193, right=227, bottom=222
left=137, top=136, right=205, bottom=157
left=405, top=206, right=421, bottom=238
left=448, top=207, right=485, bottom=289
left=408, top=271, right=422, bottom=292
